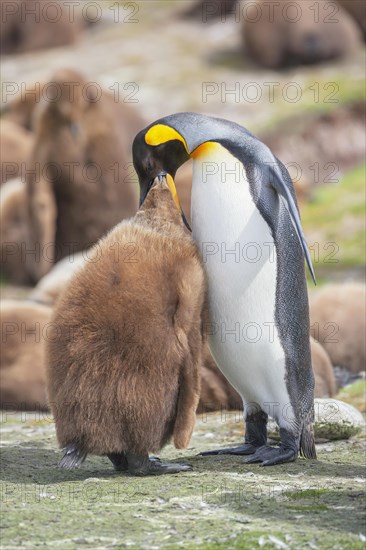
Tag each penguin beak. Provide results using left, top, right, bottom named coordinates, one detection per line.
left=164, top=173, right=191, bottom=232
left=140, top=172, right=191, bottom=232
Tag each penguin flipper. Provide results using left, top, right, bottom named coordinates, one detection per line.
left=269, top=167, right=316, bottom=285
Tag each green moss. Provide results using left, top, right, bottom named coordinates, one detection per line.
left=192, top=538, right=366, bottom=550
left=339, top=380, right=366, bottom=399
left=314, top=421, right=362, bottom=440
left=286, top=504, right=330, bottom=511
left=284, top=488, right=330, bottom=500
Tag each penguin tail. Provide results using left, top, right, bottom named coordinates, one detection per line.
left=58, top=443, right=87, bottom=469
left=300, top=421, right=317, bottom=459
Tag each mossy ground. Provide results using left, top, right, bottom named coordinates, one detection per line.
left=1, top=411, right=365, bottom=549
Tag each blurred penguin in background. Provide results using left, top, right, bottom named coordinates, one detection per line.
left=0, top=0, right=88, bottom=54
left=243, top=0, right=362, bottom=68
left=338, top=0, right=366, bottom=39
left=310, top=283, right=366, bottom=377
left=1, top=69, right=144, bottom=284
left=1, top=120, right=33, bottom=185
left=0, top=300, right=51, bottom=411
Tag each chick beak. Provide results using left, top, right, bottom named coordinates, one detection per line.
left=142, top=172, right=191, bottom=232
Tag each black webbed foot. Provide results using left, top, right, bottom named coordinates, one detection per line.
left=245, top=444, right=297, bottom=466
left=200, top=442, right=257, bottom=456
left=245, top=428, right=299, bottom=466
left=200, top=409, right=268, bottom=457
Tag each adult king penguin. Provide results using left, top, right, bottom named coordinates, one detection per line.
left=133, top=113, right=317, bottom=466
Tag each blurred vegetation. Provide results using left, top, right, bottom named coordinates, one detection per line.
left=338, top=379, right=366, bottom=413
left=256, top=74, right=366, bottom=134
left=303, top=164, right=366, bottom=284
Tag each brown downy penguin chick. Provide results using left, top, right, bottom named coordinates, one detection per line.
left=310, top=337, right=337, bottom=398
left=0, top=300, right=51, bottom=411
left=0, top=178, right=30, bottom=285
left=197, top=346, right=242, bottom=413
left=1, top=82, right=45, bottom=131
left=338, top=0, right=366, bottom=39
left=26, top=68, right=142, bottom=282
left=310, top=283, right=366, bottom=375
left=46, top=174, right=207, bottom=475
left=29, top=251, right=242, bottom=413
left=0, top=0, right=82, bottom=55
left=0, top=120, right=33, bottom=185
left=242, top=0, right=362, bottom=68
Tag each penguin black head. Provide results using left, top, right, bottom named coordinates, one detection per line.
left=132, top=113, right=244, bottom=206
left=132, top=124, right=190, bottom=208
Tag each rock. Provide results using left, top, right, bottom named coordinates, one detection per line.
left=268, top=399, right=364, bottom=441
left=314, top=398, right=364, bottom=440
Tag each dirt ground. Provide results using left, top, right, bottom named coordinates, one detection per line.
left=1, top=410, right=365, bottom=549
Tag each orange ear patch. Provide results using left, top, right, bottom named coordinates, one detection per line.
left=190, top=141, right=221, bottom=159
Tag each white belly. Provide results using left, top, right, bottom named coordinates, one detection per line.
left=191, top=144, right=293, bottom=424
